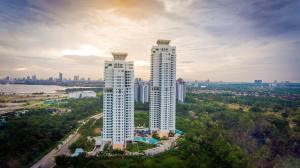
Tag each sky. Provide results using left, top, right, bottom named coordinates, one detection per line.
left=0, top=0, right=299, bottom=82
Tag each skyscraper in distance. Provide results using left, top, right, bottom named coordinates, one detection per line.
left=150, top=39, right=176, bottom=137
left=134, top=78, right=150, bottom=104
left=32, top=75, right=37, bottom=81
left=140, top=81, right=149, bottom=103
left=103, top=52, right=134, bottom=150
left=176, top=78, right=186, bottom=103
left=59, top=72, right=63, bottom=82
left=74, top=75, right=79, bottom=81
left=134, top=78, right=141, bottom=102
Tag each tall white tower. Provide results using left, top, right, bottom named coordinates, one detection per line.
left=150, top=40, right=176, bottom=137
left=103, top=52, right=134, bottom=150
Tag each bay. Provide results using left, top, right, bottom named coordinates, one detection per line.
left=0, top=84, right=66, bottom=94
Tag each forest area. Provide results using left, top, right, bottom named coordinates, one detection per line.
left=1, top=87, right=299, bottom=168
left=0, top=97, right=102, bottom=168
left=55, top=88, right=300, bottom=168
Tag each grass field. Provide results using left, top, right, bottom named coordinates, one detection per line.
left=126, top=142, right=156, bottom=153
left=134, top=111, right=148, bottom=127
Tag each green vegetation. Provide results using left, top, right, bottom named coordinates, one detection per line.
left=134, top=111, right=148, bottom=127
left=2, top=86, right=299, bottom=168
left=68, top=107, right=148, bottom=154
left=55, top=88, right=300, bottom=168
left=152, top=132, right=160, bottom=140
left=126, top=142, right=156, bottom=153
left=55, top=113, right=249, bottom=167
left=135, top=102, right=149, bottom=111
left=0, top=96, right=102, bottom=168
left=69, top=118, right=103, bottom=153
left=176, top=92, right=300, bottom=167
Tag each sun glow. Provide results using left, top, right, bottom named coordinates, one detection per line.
left=62, top=44, right=101, bottom=56
left=15, top=67, right=28, bottom=71
left=135, top=61, right=150, bottom=67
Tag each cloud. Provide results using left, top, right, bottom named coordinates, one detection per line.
left=180, top=61, right=194, bottom=64
left=15, top=67, right=28, bottom=71
left=63, top=55, right=108, bottom=66
left=0, top=0, right=299, bottom=82
left=0, top=0, right=167, bottom=26
left=191, top=0, right=300, bottom=36
left=239, top=0, right=300, bottom=34
left=62, top=44, right=104, bottom=56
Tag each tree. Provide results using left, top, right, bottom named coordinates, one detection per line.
left=152, top=132, right=160, bottom=140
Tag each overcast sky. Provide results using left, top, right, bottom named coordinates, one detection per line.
left=0, top=0, right=299, bottom=82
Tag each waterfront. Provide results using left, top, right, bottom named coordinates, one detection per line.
left=0, top=84, right=66, bottom=94
left=0, top=84, right=101, bottom=94
left=0, top=84, right=68, bottom=115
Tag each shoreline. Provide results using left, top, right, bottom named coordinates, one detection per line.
left=0, top=92, right=68, bottom=115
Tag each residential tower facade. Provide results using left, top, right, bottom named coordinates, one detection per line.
left=102, top=52, right=134, bottom=150
left=150, top=40, right=176, bottom=137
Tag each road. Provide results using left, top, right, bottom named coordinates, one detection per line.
left=31, top=113, right=103, bottom=168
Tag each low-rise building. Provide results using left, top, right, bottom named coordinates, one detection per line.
left=68, top=91, right=96, bottom=99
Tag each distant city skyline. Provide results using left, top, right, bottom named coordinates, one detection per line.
left=1, top=74, right=96, bottom=81
left=0, top=0, right=299, bottom=82
left=0, top=73, right=296, bottom=84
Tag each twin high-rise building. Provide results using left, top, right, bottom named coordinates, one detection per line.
left=103, top=52, right=134, bottom=150
left=103, top=40, right=176, bottom=149
left=150, top=40, right=176, bottom=137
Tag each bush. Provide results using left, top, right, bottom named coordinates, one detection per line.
left=250, top=106, right=262, bottom=112
left=112, top=149, right=125, bottom=155
left=152, top=132, right=160, bottom=140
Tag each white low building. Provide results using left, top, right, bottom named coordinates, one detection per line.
left=68, top=91, right=96, bottom=99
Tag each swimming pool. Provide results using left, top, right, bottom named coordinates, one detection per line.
left=176, top=129, right=183, bottom=135
left=133, top=137, right=159, bottom=144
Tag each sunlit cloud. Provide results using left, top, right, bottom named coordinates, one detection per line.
left=14, top=68, right=28, bottom=71
left=0, top=0, right=299, bottom=82
left=135, top=61, right=150, bottom=67
left=62, top=44, right=104, bottom=57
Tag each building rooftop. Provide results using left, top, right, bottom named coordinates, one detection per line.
left=112, top=52, right=128, bottom=60
left=157, top=39, right=171, bottom=45
left=177, top=78, right=185, bottom=83
left=68, top=90, right=96, bottom=95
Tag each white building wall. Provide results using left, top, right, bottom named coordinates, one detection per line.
left=103, top=53, right=134, bottom=149
left=68, top=91, right=96, bottom=99
left=150, top=40, right=176, bottom=133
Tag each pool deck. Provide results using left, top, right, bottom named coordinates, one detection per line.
left=143, top=136, right=179, bottom=156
